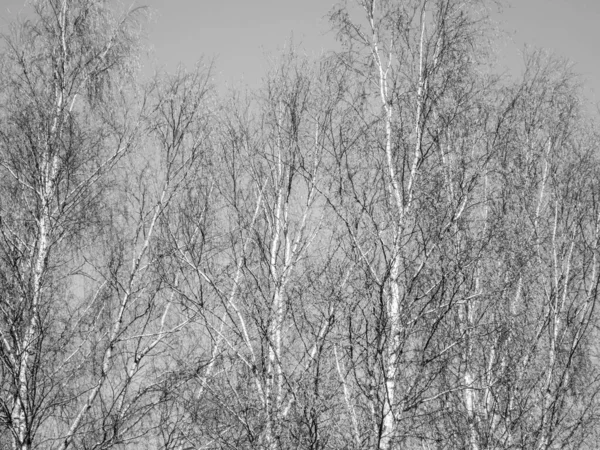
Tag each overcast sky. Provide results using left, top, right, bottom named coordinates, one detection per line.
left=2, top=0, right=600, bottom=99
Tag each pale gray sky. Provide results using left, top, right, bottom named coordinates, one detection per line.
left=142, top=0, right=336, bottom=87
left=2, top=0, right=600, bottom=97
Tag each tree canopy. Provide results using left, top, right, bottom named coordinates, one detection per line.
left=1, top=1, right=600, bottom=449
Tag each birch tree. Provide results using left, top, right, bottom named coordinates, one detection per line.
left=158, top=51, right=351, bottom=450
left=0, top=1, right=144, bottom=447
left=450, top=51, right=600, bottom=450
left=0, top=1, right=213, bottom=448
left=328, top=0, right=496, bottom=447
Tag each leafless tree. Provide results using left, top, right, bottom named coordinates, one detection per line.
left=0, top=2, right=212, bottom=448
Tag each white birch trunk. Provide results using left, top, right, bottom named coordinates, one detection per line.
left=12, top=2, right=68, bottom=443
left=367, top=3, right=428, bottom=447
left=460, top=300, right=479, bottom=450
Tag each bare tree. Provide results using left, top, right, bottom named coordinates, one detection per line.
left=2, top=2, right=600, bottom=450
left=0, top=1, right=144, bottom=447
left=0, top=1, right=213, bottom=448
left=327, top=0, right=498, bottom=447
left=448, top=51, right=600, bottom=450
left=157, top=51, right=352, bottom=450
